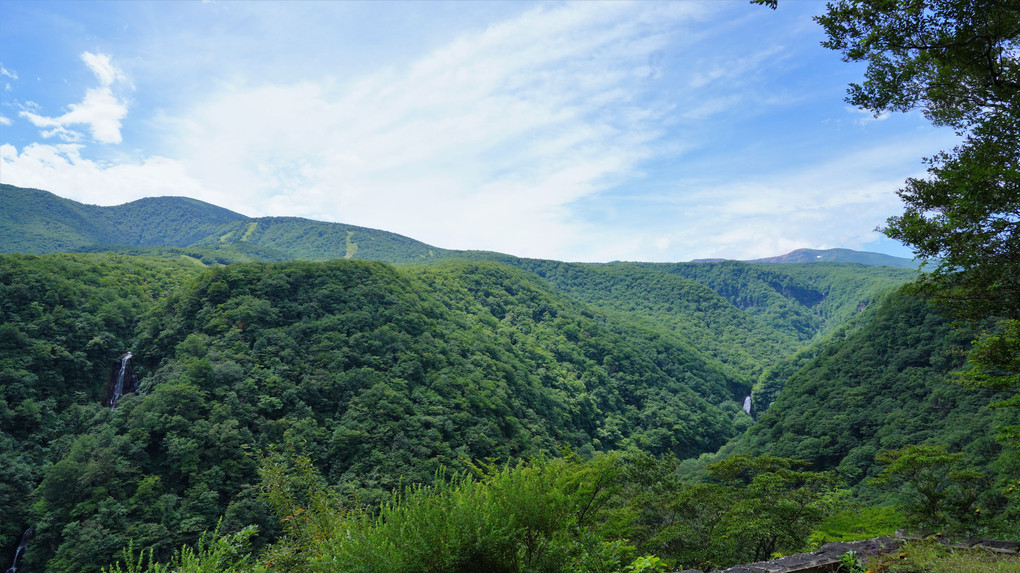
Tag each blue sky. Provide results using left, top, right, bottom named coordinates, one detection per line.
left=0, top=1, right=959, bottom=262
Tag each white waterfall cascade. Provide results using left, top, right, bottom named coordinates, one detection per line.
left=109, top=352, right=133, bottom=410
left=5, top=528, right=32, bottom=573
left=742, top=394, right=752, bottom=415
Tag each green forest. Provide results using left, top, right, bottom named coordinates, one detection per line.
left=2, top=0, right=1018, bottom=570
left=1, top=250, right=1017, bottom=572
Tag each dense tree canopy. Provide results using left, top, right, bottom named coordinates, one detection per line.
left=815, top=0, right=1020, bottom=317
left=810, top=0, right=1020, bottom=447
left=817, top=0, right=1019, bottom=131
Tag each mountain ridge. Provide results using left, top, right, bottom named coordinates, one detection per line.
left=3, top=186, right=1013, bottom=571
left=0, top=183, right=920, bottom=393
left=692, top=247, right=917, bottom=269
left=2, top=184, right=915, bottom=267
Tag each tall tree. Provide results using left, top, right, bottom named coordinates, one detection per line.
left=814, top=0, right=1019, bottom=393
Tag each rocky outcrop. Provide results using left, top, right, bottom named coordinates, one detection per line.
left=677, top=536, right=902, bottom=573
left=675, top=535, right=1020, bottom=573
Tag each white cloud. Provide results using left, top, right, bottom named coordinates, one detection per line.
left=0, top=143, right=210, bottom=206
left=163, top=2, right=709, bottom=257
left=689, top=44, right=787, bottom=90
left=2, top=64, right=16, bottom=91
left=19, top=52, right=129, bottom=144
left=630, top=131, right=960, bottom=261
left=0, top=114, right=11, bottom=126
left=848, top=106, right=891, bottom=126
left=3, top=2, right=951, bottom=262
left=80, top=52, right=124, bottom=87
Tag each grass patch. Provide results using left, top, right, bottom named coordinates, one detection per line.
left=241, top=221, right=258, bottom=241
left=809, top=506, right=904, bottom=546
left=863, top=540, right=1020, bottom=573
left=344, top=230, right=358, bottom=259
left=179, top=254, right=205, bottom=265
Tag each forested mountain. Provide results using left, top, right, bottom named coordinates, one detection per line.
left=650, top=261, right=918, bottom=412
left=5, top=0, right=1016, bottom=564
left=453, top=258, right=915, bottom=412
left=1, top=185, right=919, bottom=271
left=0, top=184, right=919, bottom=413
left=1, top=253, right=752, bottom=571
left=726, top=293, right=1013, bottom=482
left=0, top=185, right=247, bottom=254
left=191, top=216, right=456, bottom=263
left=0, top=185, right=456, bottom=264
left=0, top=254, right=206, bottom=569
left=745, top=248, right=918, bottom=268
left=1, top=185, right=1013, bottom=572
left=708, top=292, right=1019, bottom=531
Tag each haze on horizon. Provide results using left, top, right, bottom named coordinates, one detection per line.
left=0, top=1, right=958, bottom=262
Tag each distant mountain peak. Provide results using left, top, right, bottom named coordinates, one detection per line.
left=692, top=248, right=918, bottom=269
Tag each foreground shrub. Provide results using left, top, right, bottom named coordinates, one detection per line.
left=258, top=451, right=633, bottom=572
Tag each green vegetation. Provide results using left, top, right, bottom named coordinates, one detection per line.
left=0, top=185, right=453, bottom=264
left=811, top=0, right=1020, bottom=546
left=820, top=1, right=1020, bottom=469
left=716, top=292, right=1020, bottom=541
left=870, top=445, right=986, bottom=536
left=809, top=506, right=904, bottom=546
left=193, top=217, right=453, bottom=263
left=0, top=184, right=928, bottom=277
left=3, top=254, right=755, bottom=570
left=0, top=248, right=1014, bottom=572
left=95, top=452, right=850, bottom=573
left=0, top=251, right=973, bottom=572
left=478, top=259, right=915, bottom=392
left=256, top=452, right=633, bottom=573
left=1, top=235, right=1012, bottom=572
left=0, top=254, right=204, bottom=567
left=0, top=185, right=247, bottom=254
left=863, top=540, right=1020, bottom=573
left=3, top=1, right=1016, bottom=570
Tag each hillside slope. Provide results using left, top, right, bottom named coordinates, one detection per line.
left=192, top=216, right=455, bottom=263
left=448, top=257, right=917, bottom=385
left=4, top=184, right=920, bottom=272
left=746, top=247, right=918, bottom=268
left=0, top=185, right=247, bottom=253
left=717, top=292, right=1019, bottom=498
left=0, top=185, right=117, bottom=252
left=1, top=184, right=917, bottom=393
left=0, top=185, right=451, bottom=264
left=2, top=254, right=748, bottom=571
left=93, top=195, right=248, bottom=247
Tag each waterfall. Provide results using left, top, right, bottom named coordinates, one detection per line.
left=742, top=394, right=752, bottom=415
left=5, top=528, right=32, bottom=573
left=105, top=352, right=135, bottom=409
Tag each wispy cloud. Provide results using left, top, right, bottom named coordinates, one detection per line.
left=166, top=2, right=711, bottom=256
left=0, top=63, right=15, bottom=91
left=19, top=52, right=130, bottom=144
left=613, top=131, right=959, bottom=261
left=0, top=1, right=959, bottom=262
left=848, top=107, right=891, bottom=126
left=688, top=44, right=787, bottom=90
